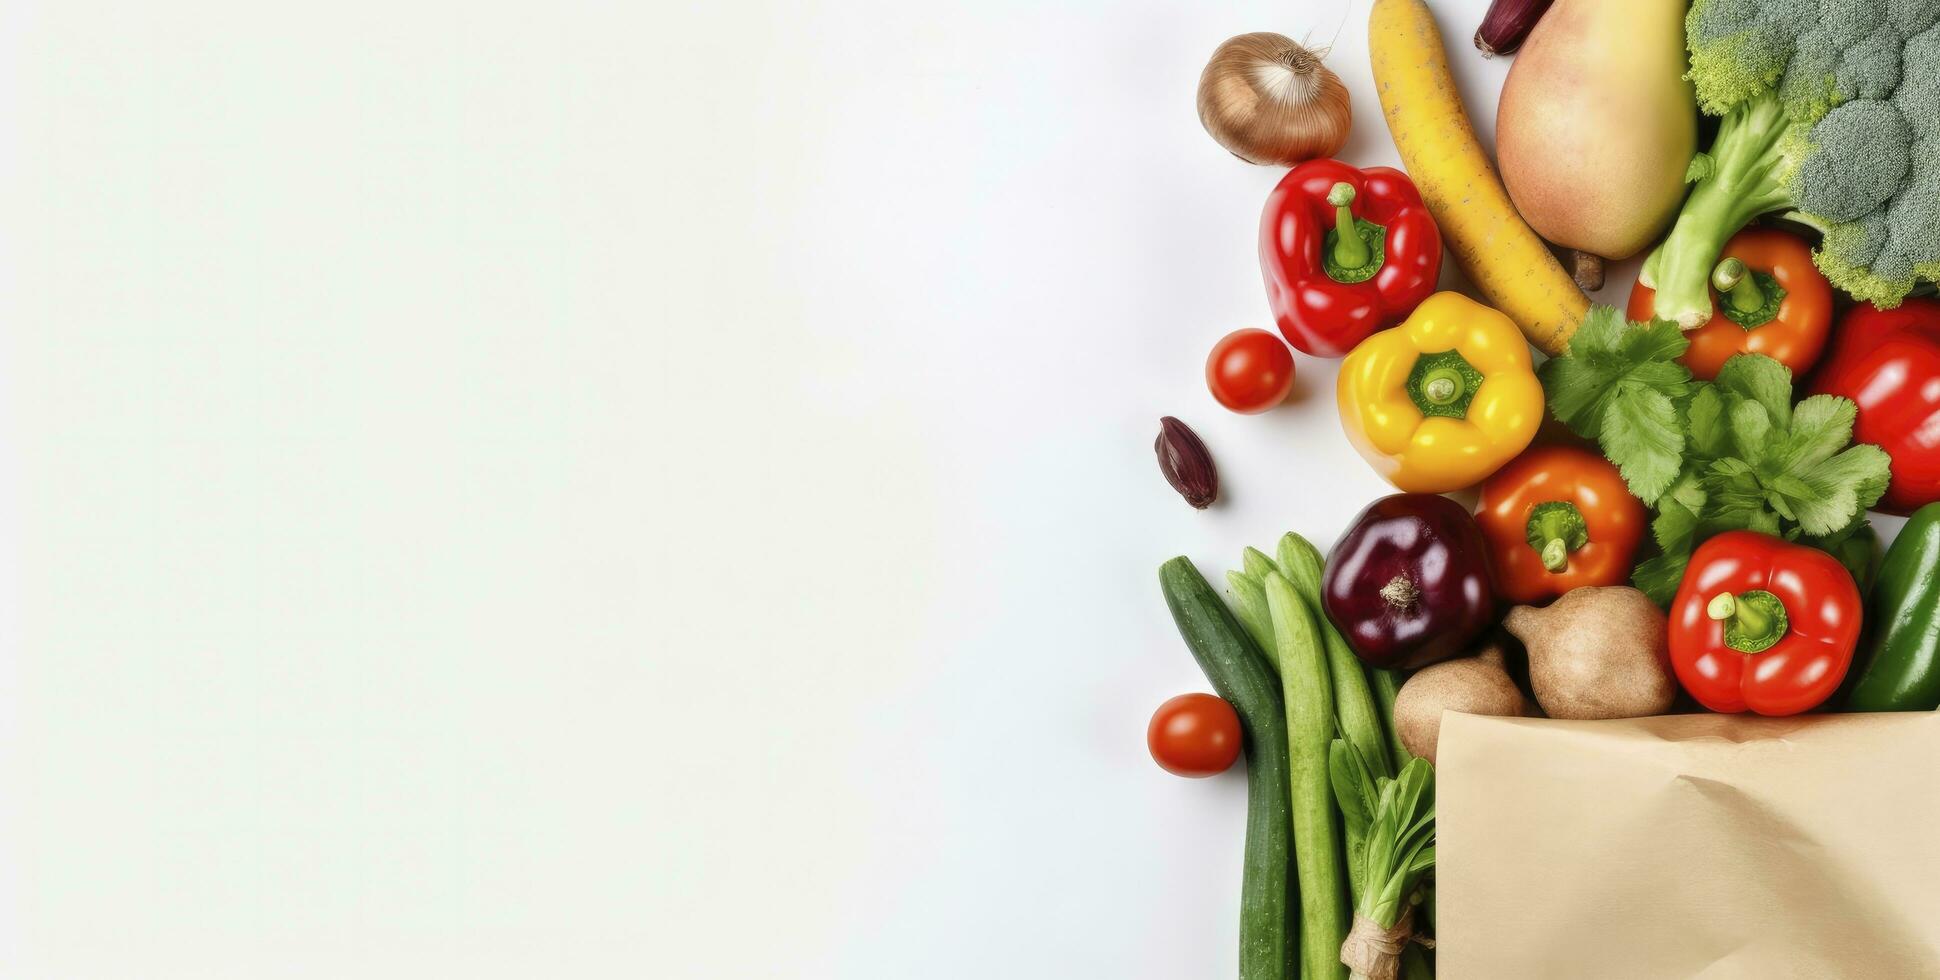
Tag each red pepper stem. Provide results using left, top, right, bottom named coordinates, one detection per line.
left=1707, top=589, right=1788, bottom=654
left=1327, top=182, right=1370, bottom=269
left=1711, top=258, right=1765, bottom=314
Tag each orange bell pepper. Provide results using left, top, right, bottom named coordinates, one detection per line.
left=1474, top=445, right=1646, bottom=604
left=1627, top=227, right=1832, bottom=382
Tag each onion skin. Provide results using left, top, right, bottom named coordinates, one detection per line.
left=1495, top=0, right=1694, bottom=261
left=1197, top=33, right=1351, bottom=167
left=1322, top=493, right=1497, bottom=670
left=1474, top=0, right=1554, bottom=57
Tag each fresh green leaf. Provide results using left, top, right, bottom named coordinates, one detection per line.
left=1728, top=399, right=1773, bottom=464
left=1652, top=499, right=1701, bottom=556
left=1665, top=467, right=1708, bottom=512
left=1790, top=443, right=1892, bottom=535
left=1617, top=317, right=1693, bottom=364
left=1330, top=738, right=1376, bottom=838
left=1544, top=315, right=1890, bottom=600
left=1690, top=457, right=1782, bottom=539
left=1773, top=395, right=1858, bottom=472
left=1537, top=354, right=1610, bottom=436
left=1351, top=756, right=1435, bottom=930
left=1540, top=308, right=1690, bottom=440
left=1599, top=384, right=1684, bottom=503
left=1685, top=385, right=1729, bottom=460
left=1566, top=304, right=1629, bottom=356
left=1623, top=359, right=1692, bottom=401
left=1633, top=552, right=1690, bottom=606
left=1713, top=354, right=1793, bottom=429
left=1804, top=520, right=1880, bottom=594
left=1765, top=473, right=1817, bottom=500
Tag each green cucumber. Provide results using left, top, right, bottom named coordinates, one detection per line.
left=1264, top=571, right=1349, bottom=980
left=1160, top=557, right=1294, bottom=979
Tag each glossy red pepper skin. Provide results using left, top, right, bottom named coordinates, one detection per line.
left=1260, top=159, right=1442, bottom=358
left=1668, top=531, right=1862, bottom=716
left=1811, top=299, right=1940, bottom=514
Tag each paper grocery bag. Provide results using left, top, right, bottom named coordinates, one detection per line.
left=1437, top=711, right=1940, bottom=979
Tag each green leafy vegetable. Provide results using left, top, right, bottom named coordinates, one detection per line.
left=1331, top=739, right=1435, bottom=980
left=1537, top=308, right=1691, bottom=503
left=1631, top=552, right=1690, bottom=607
left=1541, top=309, right=1892, bottom=604
left=1640, top=0, right=1940, bottom=322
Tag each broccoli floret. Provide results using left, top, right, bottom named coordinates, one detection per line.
left=1890, top=0, right=1940, bottom=36
left=1638, top=0, right=1940, bottom=325
left=1794, top=101, right=1912, bottom=221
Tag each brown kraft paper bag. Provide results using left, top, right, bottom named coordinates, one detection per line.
left=1437, top=711, right=1940, bottom=979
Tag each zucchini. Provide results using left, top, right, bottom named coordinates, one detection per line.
left=1263, top=571, right=1349, bottom=980
left=1364, top=666, right=1412, bottom=773
left=1226, top=569, right=1277, bottom=668
left=1159, top=557, right=1294, bottom=979
left=1275, top=533, right=1392, bottom=782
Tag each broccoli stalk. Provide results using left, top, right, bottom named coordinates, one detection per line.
left=1643, top=0, right=1938, bottom=321
left=1638, top=92, right=1799, bottom=328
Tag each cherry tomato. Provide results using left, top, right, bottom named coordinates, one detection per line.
left=1147, top=693, right=1242, bottom=777
left=1206, top=329, right=1295, bottom=414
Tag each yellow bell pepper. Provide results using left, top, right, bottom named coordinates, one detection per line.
left=1337, top=291, right=1543, bottom=492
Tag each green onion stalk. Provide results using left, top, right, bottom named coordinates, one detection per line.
left=1331, top=741, right=1436, bottom=980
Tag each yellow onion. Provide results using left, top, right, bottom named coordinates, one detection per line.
left=1196, top=33, right=1352, bottom=166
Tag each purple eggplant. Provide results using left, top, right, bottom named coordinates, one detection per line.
left=1322, top=493, right=1496, bottom=670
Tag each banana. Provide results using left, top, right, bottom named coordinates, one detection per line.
left=1369, top=0, right=1587, bottom=356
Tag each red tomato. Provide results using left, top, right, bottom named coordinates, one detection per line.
left=1147, top=693, right=1242, bottom=777
left=1206, top=329, right=1295, bottom=414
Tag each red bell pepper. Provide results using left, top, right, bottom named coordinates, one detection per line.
left=1260, top=158, right=1442, bottom=358
left=1811, top=298, right=1940, bottom=514
left=1668, top=530, right=1862, bottom=716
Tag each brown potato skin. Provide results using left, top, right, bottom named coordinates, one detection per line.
left=1394, top=645, right=1527, bottom=764
left=1495, top=0, right=1695, bottom=260
left=1504, top=587, right=1677, bottom=720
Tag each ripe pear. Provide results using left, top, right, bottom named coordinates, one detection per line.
left=1495, top=0, right=1695, bottom=265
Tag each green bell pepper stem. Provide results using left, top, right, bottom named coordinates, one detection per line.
left=1404, top=350, right=1484, bottom=420
left=1707, top=589, right=1788, bottom=654
left=1711, top=258, right=1766, bottom=314
left=1328, top=182, right=1370, bottom=269
left=1524, top=501, right=1588, bottom=574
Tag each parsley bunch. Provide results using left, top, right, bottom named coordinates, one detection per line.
left=1539, top=308, right=1890, bottom=604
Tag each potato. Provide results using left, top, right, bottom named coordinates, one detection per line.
left=1393, top=643, right=1526, bottom=764
left=1503, top=586, right=1676, bottom=720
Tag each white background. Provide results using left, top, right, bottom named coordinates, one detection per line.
left=3, top=0, right=1877, bottom=977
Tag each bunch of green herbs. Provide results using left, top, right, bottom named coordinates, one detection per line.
left=1539, top=307, right=1890, bottom=604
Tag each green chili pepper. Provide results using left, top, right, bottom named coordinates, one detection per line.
left=1847, top=504, right=1940, bottom=711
